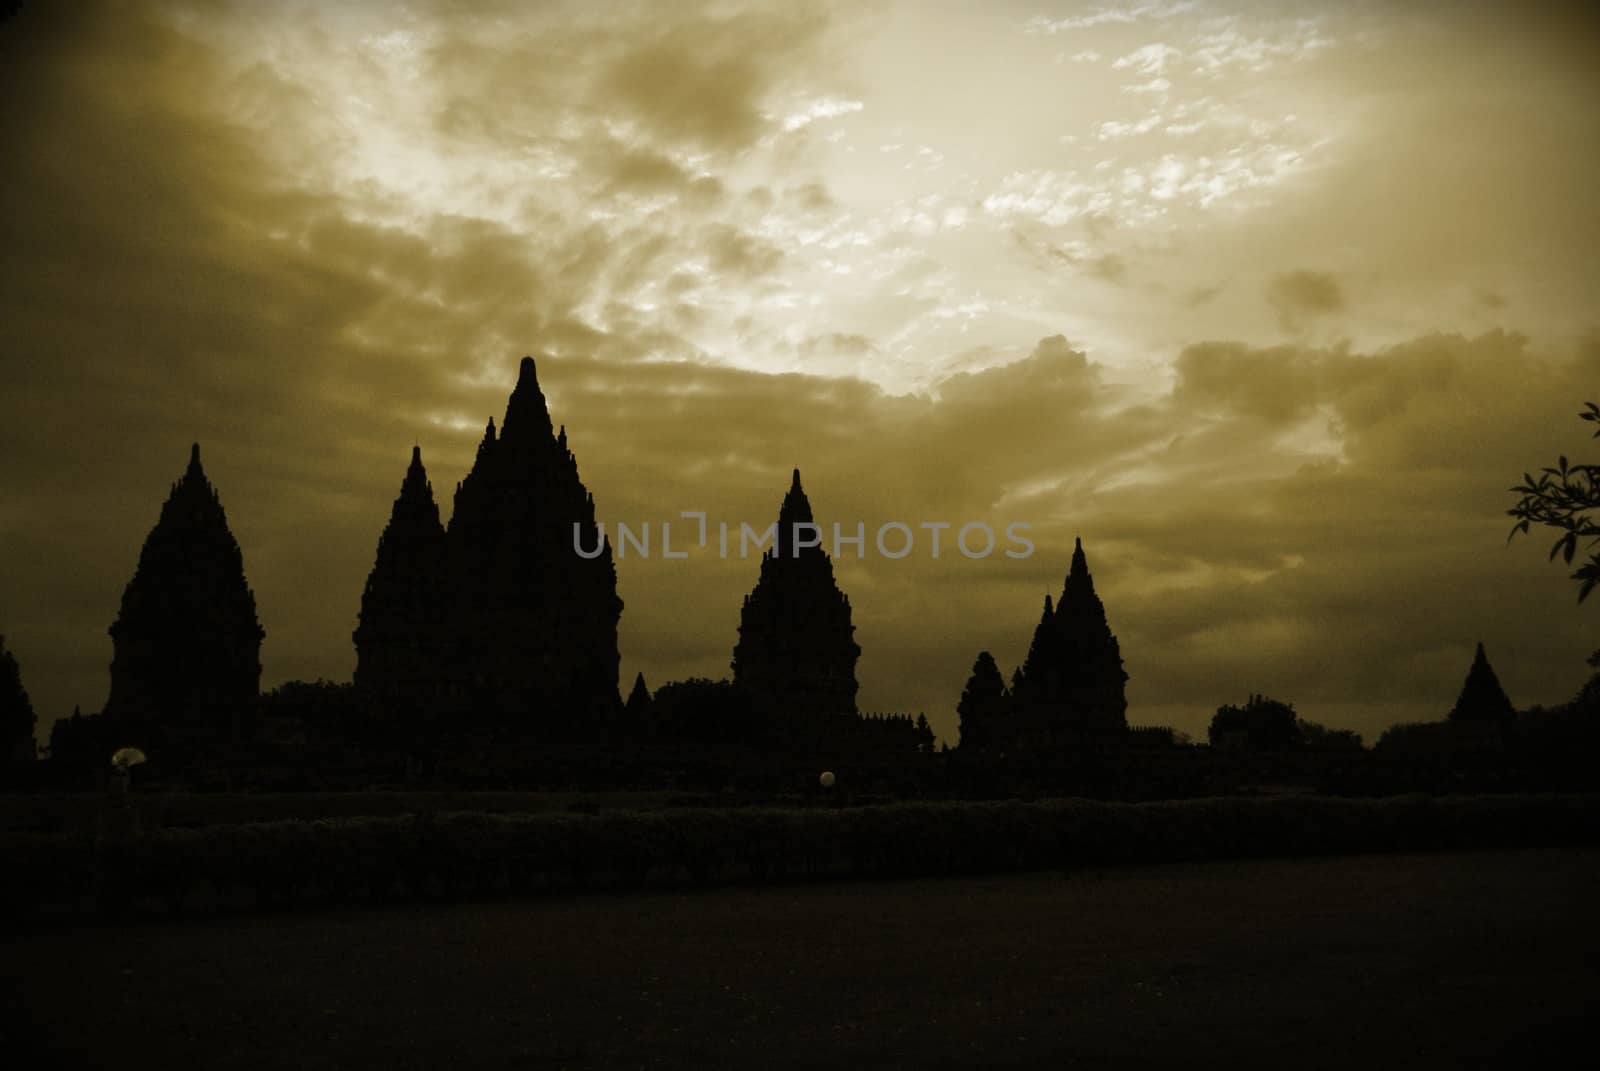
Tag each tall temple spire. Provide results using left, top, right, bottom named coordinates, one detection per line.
left=732, top=468, right=859, bottom=715
left=355, top=446, right=447, bottom=705
left=775, top=467, right=817, bottom=557
left=501, top=355, right=554, bottom=442
left=105, top=443, right=264, bottom=746
left=402, top=445, right=429, bottom=495
left=1067, top=536, right=1091, bottom=589
left=440, top=356, right=621, bottom=722
left=1010, top=537, right=1128, bottom=746
left=357, top=358, right=621, bottom=726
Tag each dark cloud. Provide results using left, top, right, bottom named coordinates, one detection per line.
left=1266, top=270, right=1345, bottom=332
left=1173, top=341, right=1320, bottom=424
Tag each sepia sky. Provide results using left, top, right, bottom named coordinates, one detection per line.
left=2, top=0, right=1598, bottom=746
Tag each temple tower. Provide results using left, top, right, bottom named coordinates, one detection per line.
left=731, top=469, right=860, bottom=715
left=1447, top=641, right=1516, bottom=732
left=353, top=446, right=448, bottom=705
left=1010, top=538, right=1128, bottom=746
left=443, top=356, right=622, bottom=722
left=104, top=444, right=264, bottom=743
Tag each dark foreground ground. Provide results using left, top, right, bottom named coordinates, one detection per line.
left=4, top=848, right=1597, bottom=1070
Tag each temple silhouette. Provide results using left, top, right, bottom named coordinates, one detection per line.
left=1448, top=641, right=1516, bottom=732
left=959, top=537, right=1129, bottom=756
left=352, top=445, right=448, bottom=709
left=24, top=358, right=1592, bottom=794
left=732, top=469, right=861, bottom=716
left=1011, top=538, right=1128, bottom=742
left=102, top=444, right=264, bottom=748
left=354, top=356, right=622, bottom=726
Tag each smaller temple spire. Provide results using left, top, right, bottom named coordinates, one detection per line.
left=625, top=671, right=652, bottom=715
left=1064, top=536, right=1096, bottom=597
left=775, top=467, right=817, bottom=556
left=732, top=467, right=860, bottom=714
left=183, top=442, right=206, bottom=484
left=502, top=354, right=553, bottom=440
left=472, top=418, right=497, bottom=464
left=401, top=444, right=431, bottom=498
left=1448, top=641, right=1516, bottom=727
left=105, top=441, right=263, bottom=741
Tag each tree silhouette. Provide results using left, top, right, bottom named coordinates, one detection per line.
left=1574, top=648, right=1600, bottom=714
left=1208, top=694, right=1302, bottom=751
left=956, top=651, right=1008, bottom=753
left=1296, top=718, right=1363, bottom=751
left=652, top=678, right=773, bottom=745
left=1, top=633, right=36, bottom=765
left=1508, top=401, right=1600, bottom=602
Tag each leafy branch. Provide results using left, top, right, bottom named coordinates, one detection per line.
left=1508, top=402, right=1600, bottom=602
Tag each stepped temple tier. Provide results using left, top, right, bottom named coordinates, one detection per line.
left=104, top=444, right=264, bottom=746
left=1004, top=537, right=1132, bottom=749
left=731, top=469, right=861, bottom=716
left=354, top=357, right=623, bottom=726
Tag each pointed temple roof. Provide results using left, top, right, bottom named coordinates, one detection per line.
left=402, top=444, right=428, bottom=492
left=1447, top=641, right=1516, bottom=725
left=1012, top=537, right=1128, bottom=734
left=501, top=355, right=554, bottom=443
left=354, top=446, right=448, bottom=700
left=732, top=467, right=860, bottom=715
left=356, top=357, right=622, bottom=719
left=775, top=467, right=818, bottom=557
left=625, top=671, right=652, bottom=714
left=1066, top=536, right=1094, bottom=593
left=105, top=443, right=264, bottom=738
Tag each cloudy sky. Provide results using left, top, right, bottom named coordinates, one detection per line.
left=2, top=0, right=1597, bottom=746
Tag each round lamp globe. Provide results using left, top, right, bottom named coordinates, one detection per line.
left=819, top=771, right=836, bottom=788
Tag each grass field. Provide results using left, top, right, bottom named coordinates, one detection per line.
left=5, top=847, right=1596, bottom=1069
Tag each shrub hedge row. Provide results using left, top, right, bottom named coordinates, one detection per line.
left=5, top=793, right=1598, bottom=921
left=0, top=789, right=687, bottom=834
